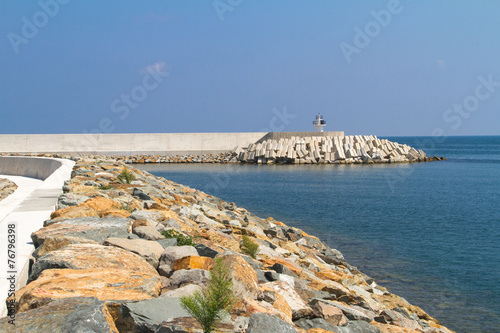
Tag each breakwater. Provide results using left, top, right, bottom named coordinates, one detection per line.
left=0, top=156, right=453, bottom=332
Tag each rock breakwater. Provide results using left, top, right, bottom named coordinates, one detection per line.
left=0, top=157, right=454, bottom=332
left=0, top=178, right=17, bottom=202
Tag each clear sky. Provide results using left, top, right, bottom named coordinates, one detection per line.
left=1, top=0, right=499, bottom=136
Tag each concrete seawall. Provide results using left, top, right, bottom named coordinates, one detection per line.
left=0, top=156, right=75, bottom=317
left=0, top=132, right=268, bottom=154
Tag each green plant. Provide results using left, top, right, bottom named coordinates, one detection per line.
left=180, top=258, right=235, bottom=333
left=241, top=235, right=259, bottom=259
left=161, top=229, right=196, bottom=246
left=99, top=184, right=114, bottom=190
left=117, top=167, right=136, bottom=184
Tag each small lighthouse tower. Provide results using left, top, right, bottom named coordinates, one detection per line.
left=313, top=113, right=326, bottom=132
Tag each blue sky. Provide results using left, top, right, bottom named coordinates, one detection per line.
left=1, top=0, right=499, bottom=136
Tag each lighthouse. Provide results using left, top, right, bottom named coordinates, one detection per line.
left=313, top=113, right=326, bottom=132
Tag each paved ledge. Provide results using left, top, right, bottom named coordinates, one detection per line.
left=0, top=157, right=74, bottom=317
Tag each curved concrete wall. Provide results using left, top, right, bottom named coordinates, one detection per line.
left=0, top=156, right=64, bottom=180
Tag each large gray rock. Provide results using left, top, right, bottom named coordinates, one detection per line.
left=195, top=243, right=219, bottom=258
left=160, top=284, right=202, bottom=298
left=159, top=246, right=198, bottom=269
left=157, top=238, right=178, bottom=248
left=134, top=226, right=165, bottom=240
left=295, top=318, right=338, bottom=331
left=31, top=217, right=132, bottom=247
left=330, top=321, right=381, bottom=333
left=246, top=313, right=298, bottom=333
left=131, top=210, right=165, bottom=222
left=56, top=193, right=91, bottom=209
left=169, top=269, right=210, bottom=288
left=328, top=301, right=373, bottom=322
left=0, top=297, right=117, bottom=332
left=104, top=237, right=164, bottom=268
left=123, top=297, right=191, bottom=333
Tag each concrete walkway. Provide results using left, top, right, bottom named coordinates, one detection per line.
left=0, top=158, right=74, bottom=317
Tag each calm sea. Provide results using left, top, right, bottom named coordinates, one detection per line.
left=138, top=136, right=500, bottom=333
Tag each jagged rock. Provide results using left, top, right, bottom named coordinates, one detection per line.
left=309, top=298, right=348, bottom=326
left=131, top=209, right=165, bottom=222
left=263, top=281, right=312, bottom=320
left=29, top=243, right=158, bottom=282
left=246, top=313, right=298, bottom=333
left=56, top=193, right=90, bottom=209
left=49, top=205, right=98, bottom=219
left=327, top=301, right=373, bottom=322
left=122, top=297, right=191, bottom=333
left=33, top=235, right=99, bottom=258
left=219, top=254, right=261, bottom=300
left=294, top=318, right=338, bottom=331
left=0, top=297, right=118, bottom=333
left=160, top=284, right=202, bottom=298
left=31, top=217, right=132, bottom=246
left=330, top=320, right=381, bottom=333
left=104, top=237, right=164, bottom=268
left=169, top=269, right=210, bottom=288
left=13, top=268, right=162, bottom=313
left=158, top=246, right=199, bottom=276
left=172, top=256, right=214, bottom=271
left=157, top=238, right=178, bottom=248
left=133, top=225, right=165, bottom=240
left=265, top=270, right=280, bottom=281
left=271, top=263, right=298, bottom=277
left=195, top=243, right=219, bottom=258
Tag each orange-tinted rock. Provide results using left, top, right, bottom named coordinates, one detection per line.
left=34, top=236, right=99, bottom=258
left=219, top=254, right=261, bottom=299
left=260, top=258, right=303, bottom=276
left=50, top=206, right=98, bottom=219
left=98, top=208, right=131, bottom=218
left=79, top=196, right=119, bottom=211
left=172, top=255, right=214, bottom=271
left=373, top=293, right=433, bottom=322
left=314, top=269, right=348, bottom=283
left=232, top=297, right=293, bottom=324
left=208, top=229, right=240, bottom=251
left=260, top=285, right=293, bottom=321
left=371, top=322, right=421, bottom=333
left=13, top=268, right=162, bottom=313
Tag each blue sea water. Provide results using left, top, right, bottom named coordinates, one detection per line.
left=138, top=136, right=500, bottom=333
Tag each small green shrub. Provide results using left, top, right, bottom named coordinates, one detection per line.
left=117, top=167, right=136, bottom=184
left=100, top=184, right=114, bottom=190
left=161, top=229, right=196, bottom=246
left=241, top=235, right=259, bottom=259
left=180, top=258, right=235, bottom=333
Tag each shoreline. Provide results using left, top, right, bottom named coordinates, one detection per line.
left=0, top=155, right=454, bottom=332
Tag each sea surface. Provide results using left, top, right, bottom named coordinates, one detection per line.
left=138, top=136, right=500, bottom=333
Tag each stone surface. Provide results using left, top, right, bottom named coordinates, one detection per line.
left=195, top=243, right=219, bottom=258
left=309, top=298, right=348, bottom=326
left=122, top=297, right=191, bottom=333
left=158, top=246, right=199, bottom=276
left=104, top=237, right=164, bottom=268
left=330, top=321, right=381, bottom=333
left=160, top=284, right=202, bottom=298
left=133, top=225, right=165, bottom=240
left=13, top=268, right=162, bottom=313
left=29, top=243, right=157, bottom=282
left=295, top=318, right=338, bottom=331
left=49, top=205, right=98, bottom=219
left=169, top=269, right=211, bottom=288
left=172, top=255, right=214, bottom=272
left=33, top=235, right=99, bottom=258
left=31, top=216, right=132, bottom=246
left=263, top=281, right=312, bottom=320
left=219, top=254, right=261, bottom=300
left=0, top=297, right=118, bottom=333
left=246, top=313, right=298, bottom=333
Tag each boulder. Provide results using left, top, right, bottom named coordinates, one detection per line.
left=79, top=196, right=120, bottom=212
left=31, top=217, right=132, bottom=247
left=33, top=235, right=99, bottom=258
left=13, top=268, right=162, bottom=313
left=219, top=254, right=261, bottom=300
left=158, top=246, right=199, bottom=276
left=294, top=318, right=338, bottom=331
left=263, top=281, right=312, bottom=320
left=160, top=284, right=202, bottom=298
left=0, top=297, right=118, bottom=333
left=195, top=243, right=219, bottom=258
left=328, top=301, right=373, bottom=322
left=104, top=237, right=164, bottom=268
left=133, top=225, right=165, bottom=240
left=29, top=243, right=158, bottom=282
left=309, top=298, right=348, bottom=326
left=49, top=206, right=98, bottom=220
left=169, top=269, right=210, bottom=288
left=157, top=238, right=178, bottom=248
left=122, top=297, right=191, bottom=333
left=131, top=209, right=165, bottom=222
left=246, top=313, right=298, bottom=333
left=172, top=256, right=214, bottom=271
left=330, top=320, right=381, bottom=333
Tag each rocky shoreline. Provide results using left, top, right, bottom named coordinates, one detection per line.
left=0, top=178, right=17, bottom=202
left=1, top=156, right=454, bottom=332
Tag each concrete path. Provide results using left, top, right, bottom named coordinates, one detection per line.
left=0, top=158, right=74, bottom=317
